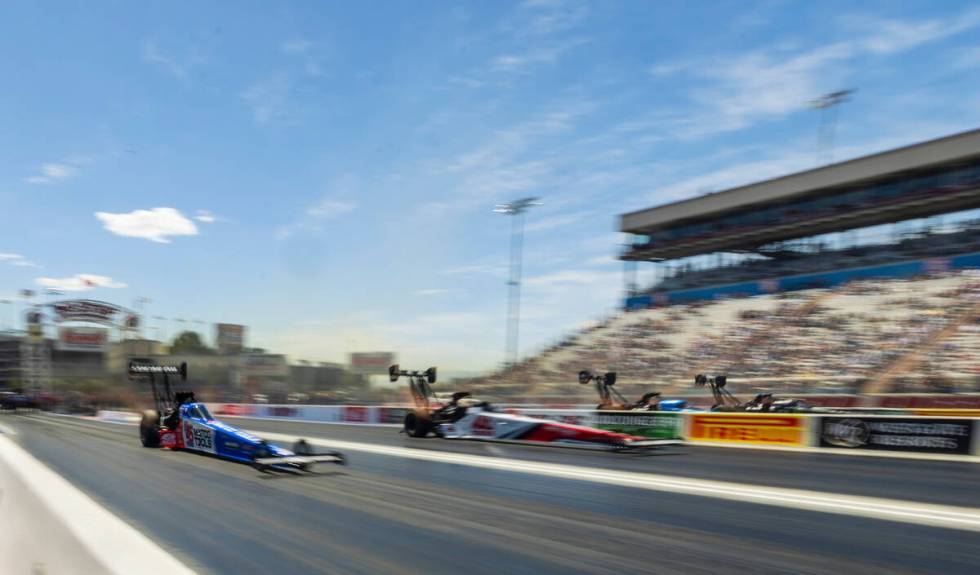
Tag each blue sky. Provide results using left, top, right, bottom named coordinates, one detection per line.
left=2, top=0, right=980, bottom=372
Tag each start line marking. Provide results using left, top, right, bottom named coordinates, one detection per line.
left=253, top=430, right=980, bottom=534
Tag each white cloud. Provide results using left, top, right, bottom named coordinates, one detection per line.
left=241, top=75, right=291, bottom=124
left=524, top=212, right=588, bottom=233
left=24, top=162, right=77, bottom=185
left=0, top=253, right=40, bottom=268
left=491, top=38, right=587, bottom=73
left=513, top=0, right=589, bottom=37
left=281, top=39, right=315, bottom=54
left=195, top=209, right=216, bottom=223
left=306, top=198, right=356, bottom=219
left=280, top=39, right=322, bottom=76
left=440, top=264, right=508, bottom=278
left=413, top=288, right=457, bottom=296
left=857, top=9, right=980, bottom=55
left=36, top=274, right=126, bottom=292
left=141, top=39, right=205, bottom=79
left=95, top=207, right=198, bottom=243
left=276, top=186, right=358, bottom=239
left=588, top=255, right=618, bottom=266
left=650, top=8, right=980, bottom=138
left=951, top=46, right=980, bottom=70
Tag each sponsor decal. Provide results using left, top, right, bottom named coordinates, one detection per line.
left=266, top=406, right=297, bottom=418
left=183, top=421, right=215, bottom=452
left=191, top=426, right=214, bottom=450
left=183, top=421, right=194, bottom=447
left=593, top=411, right=683, bottom=440
left=689, top=414, right=805, bottom=446
left=819, top=417, right=973, bottom=454
left=160, top=431, right=177, bottom=449
left=471, top=415, right=495, bottom=437
left=343, top=406, right=368, bottom=423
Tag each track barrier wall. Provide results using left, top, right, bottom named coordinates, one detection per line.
left=206, top=403, right=980, bottom=457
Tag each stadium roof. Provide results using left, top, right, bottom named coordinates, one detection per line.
left=621, top=128, right=980, bottom=261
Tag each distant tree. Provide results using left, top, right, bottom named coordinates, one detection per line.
left=170, top=331, right=212, bottom=355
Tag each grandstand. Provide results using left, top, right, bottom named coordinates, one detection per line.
left=467, top=129, right=980, bottom=403
left=622, top=127, right=980, bottom=307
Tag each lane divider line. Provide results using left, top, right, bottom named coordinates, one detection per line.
left=0, top=435, right=198, bottom=574
left=252, top=430, right=980, bottom=533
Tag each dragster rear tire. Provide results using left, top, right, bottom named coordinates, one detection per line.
left=404, top=411, right=433, bottom=438
left=140, top=409, right=161, bottom=448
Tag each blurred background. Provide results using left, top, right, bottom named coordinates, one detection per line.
left=1, top=0, right=980, bottom=412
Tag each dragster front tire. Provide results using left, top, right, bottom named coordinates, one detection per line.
left=140, top=409, right=161, bottom=448
left=404, top=411, right=433, bottom=438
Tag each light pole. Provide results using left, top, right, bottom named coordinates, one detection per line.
left=809, top=89, right=855, bottom=165
left=494, top=197, right=540, bottom=367
left=134, top=297, right=151, bottom=339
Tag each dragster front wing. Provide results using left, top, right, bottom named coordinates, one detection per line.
left=254, top=453, right=346, bottom=467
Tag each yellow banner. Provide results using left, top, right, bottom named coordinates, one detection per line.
left=688, top=414, right=805, bottom=446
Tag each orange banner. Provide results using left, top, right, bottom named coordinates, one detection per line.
left=688, top=414, right=805, bottom=446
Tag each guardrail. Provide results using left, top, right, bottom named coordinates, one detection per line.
left=207, top=403, right=980, bottom=458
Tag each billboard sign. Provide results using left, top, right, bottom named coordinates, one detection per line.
left=688, top=414, right=806, bottom=446
left=56, top=327, right=109, bottom=352
left=819, top=416, right=973, bottom=454
left=51, top=300, right=121, bottom=324
left=242, top=354, right=288, bottom=377
left=592, top=411, right=683, bottom=440
left=216, top=323, right=246, bottom=354
left=349, top=352, right=396, bottom=375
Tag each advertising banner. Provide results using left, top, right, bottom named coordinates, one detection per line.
left=818, top=417, right=974, bottom=454
left=51, top=300, right=120, bottom=324
left=380, top=407, right=409, bottom=424
left=349, top=352, right=396, bottom=375
left=688, top=414, right=806, bottom=446
left=211, top=404, right=257, bottom=417
left=56, top=327, right=109, bottom=352
left=242, top=354, right=288, bottom=377
left=592, top=411, right=683, bottom=440
left=343, top=406, right=370, bottom=423
left=215, top=324, right=246, bottom=354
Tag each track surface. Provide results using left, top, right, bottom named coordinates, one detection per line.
left=6, top=413, right=980, bottom=575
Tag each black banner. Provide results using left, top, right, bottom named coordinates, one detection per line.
left=818, top=417, right=974, bottom=454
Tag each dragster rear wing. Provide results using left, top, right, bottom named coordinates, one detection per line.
left=389, top=364, right=438, bottom=409
left=128, top=360, right=187, bottom=380
left=388, top=364, right=437, bottom=383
